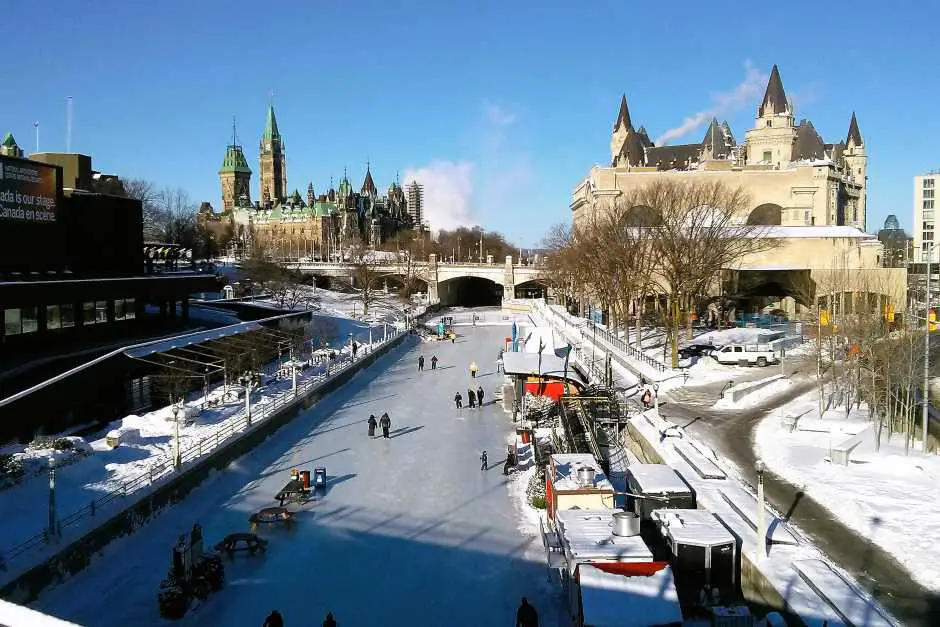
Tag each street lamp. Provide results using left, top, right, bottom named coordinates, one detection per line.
left=171, top=401, right=182, bottom=469
left=653, top=382, right=659, bottom=414
left=239, top=371, right=259, bottom=426
left=348, top=333, right=354, bottom=361
left=48, top=457, right=57, bottom=539
left=755, top=459, right=766, bottom=561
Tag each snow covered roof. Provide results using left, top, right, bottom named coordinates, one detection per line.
left=557, top=509, right=653, bottom=562
left=123, top=321, right=263, bottom=358
left=626, top=464, right=692, bottom=495
left=755, top=226, right=875, bottom=239
left=551, top=454, right=614, bottom=492
left=651, top=508, right=735, bottom=548
left=577, top=563, right=683, bottom=627
left=0, top=600, right=84, bottom=626
left=521, top=325, right=570, bottom=357
left=501, top=351, right=586, bottom=385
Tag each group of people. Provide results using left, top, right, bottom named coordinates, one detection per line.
left=263, top=610, right=336, bottom=627
left=367, top=413, right=392, bottom=438
left=455, top=386, right=485, bottom=409
left=417, top=354, right=439, bottom=371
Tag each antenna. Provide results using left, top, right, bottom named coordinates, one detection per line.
left=33, top=121, right=39, bottom=153
left=66, top=96, right=73, bottom=153
left=232, top=115, right=237, bottom=146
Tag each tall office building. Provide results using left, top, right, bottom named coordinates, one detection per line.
left=913, top=173, right=939, bottom=262
left=406, top=180, right=424, bottom=228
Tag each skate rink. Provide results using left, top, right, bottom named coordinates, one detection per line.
left=34, top=324, right=567, bottom=626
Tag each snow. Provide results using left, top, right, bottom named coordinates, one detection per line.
left=555, top=509, right=653, bottom=562
left=31, top=325, right=568, bottom=627
left=0, top=599, right=83, bottom=626
left=712, top=375, right=794, bottom=409
left=650, top=508, right=735, bottom=548
left=625, top=463, right=690, bottom=495
left=692, top=327, right=767, bottom=346
left=577, top=563, right=683, bottom=627
left=550, top=454, right=614, bottom=492
left=755, top=390, right=940, bottom=593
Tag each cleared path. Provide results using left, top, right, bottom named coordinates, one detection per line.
left=33, top=325, right=566, bottom=626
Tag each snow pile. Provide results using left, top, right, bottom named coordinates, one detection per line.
left=4, top=437, right=94, bottom=488
left=755, top=391, right=940, bottom=592
left=693, top=327, right=766, bottom=346
left=713, top=375, right=793, bottom=409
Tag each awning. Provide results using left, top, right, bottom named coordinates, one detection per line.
left=123, top=321, right=263, bottom=358
left=501, top=351, right=586, bottom=386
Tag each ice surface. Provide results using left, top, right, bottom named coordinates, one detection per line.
left=32, top=326, right=567, bottom=627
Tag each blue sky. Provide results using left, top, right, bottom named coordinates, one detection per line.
left=2, top=0, right=937, bottom=245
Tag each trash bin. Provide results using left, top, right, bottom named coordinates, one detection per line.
left=300, top=470, right=311, bottom=489
left=520, top=430, right=531, bottom=444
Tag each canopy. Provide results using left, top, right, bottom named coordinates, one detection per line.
left=123, top=321, right=263, bottom=358
left=578, top=563, right=683, bottom=627
left=501, top=352, right=585, bottom=386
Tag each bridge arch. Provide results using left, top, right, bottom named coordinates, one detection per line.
left=514, top=279, right=547, bottom=300
left=436, top=276, right=503, bottom=307
left=623, top=204, right=663, bottom=227
left=746, top=203, right=783, bottom=225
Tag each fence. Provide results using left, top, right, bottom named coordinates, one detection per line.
left=1, top=328, right=404, bottom=570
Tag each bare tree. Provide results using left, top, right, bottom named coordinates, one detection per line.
left=157, top=187, right=198, bottom=248
left=343, top=244, right=390, bottom=317
left=123, top=178, right=165, bottom=240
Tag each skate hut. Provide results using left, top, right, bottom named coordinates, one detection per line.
left=546, top=454, right=615, bottom=521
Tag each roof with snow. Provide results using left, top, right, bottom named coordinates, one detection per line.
left=556, top=509, right=653, bottom=563
left=551, top=453, right=614, bottom=492
left=651, top=508, right=735, bottom=548
left=626, top=464, right=692, bottom=495
left=577, top=563, right=683, bottom=627
left=501, top=351, right=586, bottom=386
left=123, top=321, right=263, bottom=358
left=522, top=325, right=570, bottom=357
left=754, top=225, right=875, bottom=239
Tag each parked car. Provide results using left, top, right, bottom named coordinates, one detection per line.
left=711, top=343, right=778, bottom=367
left=678, top=344, right=715, bottom=359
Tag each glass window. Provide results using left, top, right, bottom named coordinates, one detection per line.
left=124, top=298, right=136, bottom=320
left=115, top=299, right=126, bottom=321
left=733, top=346, right=743, bottom=353
left=925, top=200, right=935, bottom=211
left=925, top=189, right=935, bottom=199
left=83, top=302, right=95, bottom=324
left=61, top=304, right=75, bottom=328
left=925, top=178, right=935, bottom=189
left=46, top=305, right=61, bottom=330
left=4, top=309, right=21, bottom=336
left=762, top=151, right=772, bottom=163
left=95, top=301, right=108, bottom=324
left=926, top=232, right=934, bottom=241
left=21, top=307, right=37, bottom=334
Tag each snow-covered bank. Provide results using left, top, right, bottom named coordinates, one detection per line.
left=755, top=391, right=940, bottom=593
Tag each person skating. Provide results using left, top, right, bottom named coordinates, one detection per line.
left=352, top=342, right=359, bottom=359
left=263, top=609, right=284, bottom=627
left=379, top=412, right=391, bottom=438
left=516, top=597, right=539, bottom=627
left=504, top=445, right=517, bottom=475
left=323, top=611, right=337, bottom=627
left=470, top=360, right=478, bottom=378
left=480, top=450, right=488, bottom=471
left=476, top=385, right=484, bottom=407
left=418, top=355, right=425, bottom=372
left=431, top=355, right=438, bottom=370
left=367, top=414, right=377, bottom=438
left=454, top=392, right=463, bottom=409
left=467, top=387, right=476, bottom=408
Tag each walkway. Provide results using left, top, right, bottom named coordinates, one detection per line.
left=32, top=326, right=566, bottom=626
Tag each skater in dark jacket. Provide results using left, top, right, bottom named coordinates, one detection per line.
left=504, top=445, right=517, bottom=475
left=480, top=450, right=488, bottom=471
left=454, top=392, right=463, bottom=408
left=476, top=385, right=484, bottom=407
left=418, top=355, right=425, bottom=371
left=367, top=415, right=377, bottom=437
left=467, top=387, right=476, bottom=408
left=379, top=413, right=391, bottom=438
left=516, top=597, right=538, bottom=627
left=431, top=355, right=438, bottom=370
left=263, top=610, right=284, bottom=627
left=323, top=612, right=337, bottom=627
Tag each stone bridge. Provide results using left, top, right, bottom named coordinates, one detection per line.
left=285, top=254, right=544, bottom=304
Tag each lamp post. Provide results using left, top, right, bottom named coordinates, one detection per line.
left=756, top=459, right=766, bottom=561
left=290, top=345, right=298, bottom=398
left=239, top=372, right=256, bottom=426
left=202, top=367, right=209, bottom=410
left=348, top=332, right=354, bottom=361
left=48, top=457, right=57, bottom=539
left=172, top=402, right=182, bottom=469
left=653, top=382, right=659, bottom=414
left=924, top=244, right=934, bottom=454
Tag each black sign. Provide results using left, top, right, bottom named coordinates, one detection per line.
left=0, top=155, right=58, bottom=225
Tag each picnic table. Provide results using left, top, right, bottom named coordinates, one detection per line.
left=214, top=533, right=268, bottom=555
left=275, top=478, right=309, bottom=506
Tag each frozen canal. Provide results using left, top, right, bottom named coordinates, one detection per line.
left=34, top=324, right=567, bottom=626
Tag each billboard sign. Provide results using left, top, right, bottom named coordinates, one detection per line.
left=0, top=155, right=59, bottom=225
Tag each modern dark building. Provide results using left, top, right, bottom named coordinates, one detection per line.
left=0, top=151, right=219, bottom=388
left=877, top=214, right=913, bottom=268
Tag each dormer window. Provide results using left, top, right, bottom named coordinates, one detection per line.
left=766, top=120, right=772, bottom=127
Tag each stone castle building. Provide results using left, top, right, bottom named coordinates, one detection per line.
left=1, top=132, right=24, bottom=158
left=214, top=105, right=422, bottom=256
left=572, top=64, right=905, bottom=316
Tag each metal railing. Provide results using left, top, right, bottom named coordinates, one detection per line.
left=1, top=328, right=405, bottom=569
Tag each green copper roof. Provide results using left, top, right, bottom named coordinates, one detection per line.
left=337, top=174, right=352, bottom=198
left=313, top=201, right=336, bottom=217
left=219, top=144, right=252, bottom=174
left=1, top=132, right=17, bottom=147
left=263, top=104, right=280, bottom=141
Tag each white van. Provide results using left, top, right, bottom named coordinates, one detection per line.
left=712, top=343, right=778, bottom=367
left=106, top=428, right=141, bottom=448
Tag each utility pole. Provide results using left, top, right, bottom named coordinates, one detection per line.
left=34, top=121, right=39, bottom=153
left=756, top=459, right=766, bottom=561
left=48, top=458, right=57, bottom=539
left=924, top=246, right=933, bottom=454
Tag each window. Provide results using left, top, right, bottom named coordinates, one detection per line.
left=4, top=309, right=21, bottom=336
left=926, top=232, right=934, bottom=241
left=115, top=298, right=136, bottom=321
left=83, top=302, right=95, bottom=324
left=47, top=305, right=61, bottom=330
left=733, top=346, right=743, bottom=353
left=21, top=307, right=37, bottom=334
left=925, top=200, right=935, bottom=210
left=61, top=304, right=75, bottom=328
left=923, top=222, right=933, bottom=231
left=766, top=120, right=772, bottom=127
left=857, top=168, right=862, bottom=174
left=925, top=189, right=935, bottom=199
left=762, top=151, right=772, bottom=163
left=95, top=301, right=108, bottom=324
left=925, top=178, right=935, bottom=189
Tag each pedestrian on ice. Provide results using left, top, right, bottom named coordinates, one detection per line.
left=454, top=392, right=463, bottom=409
left=641, top=388, right=653, bottom=409
left=379, top=412, right=391, bottom=439
left=431, top=355, right=438, bottom=370
left=367, top=414, right=377, bottom=437
left=504, top=445, right=517, bottom=475
left=352, top=342, right=359, bottom=359
left=476, top=385, right=484, bottom=407
left=516, top=597, right=538, bottom=627
left=418, top=355, right=425, bottom=372
left=263, top=610, right=284, bottom=627
left=467, top=387, right=476, bottom=408
left=470, top=361, right=478, bottom=378
left=451, top=334, right=455, bottom=344
left=480, top=450, right=488, bottom=471
left=323, top=611, right=337, bottom=627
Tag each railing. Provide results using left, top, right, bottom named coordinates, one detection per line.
left=0, top=328, right=405, bottom=569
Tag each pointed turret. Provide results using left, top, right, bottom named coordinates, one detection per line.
left=263, top=104, right=280, bottom=140
left=0, top=132, right=23, bottom=158
left=306, top=182, right=315, bottom=207
left=846, top=112, right=863, bottom=147
left=613, top=94, right=633, bottom=132
left=636, top=126, right=653, bottom=147
left=758, top=65, right=789, bottom=116
left=361, top=162, right=377, bottom=197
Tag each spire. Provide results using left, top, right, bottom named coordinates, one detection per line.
left=1, top=132, right=16, bottom=148
left=758, top=65, right=789, bottom=116
left=846, top=112, right=863, bottom=147
left=613, top=94, right=633, bottom=132
left=361, top=161, right=377, bottom=196
left=263, top=104, right=280, bottom=141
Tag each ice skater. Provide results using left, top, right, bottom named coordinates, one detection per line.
left=504, top=445, right=517, bottom=475
left=367, top=414, right=377, bottom=437
left=480, top=450, right=488, bottom=471
left=516, top=597, right=538, bottom=627
left=470, top=360, right=478, bottom=378
left=263, top=610, right=284, bottom=627
left=418, top=355, right=425, bottom=371
left=467, top=387, right=476, bottom=408
left=454, top=392, right=463, bottom=409
left=431, top=355, right=438, bottom=370
left=323, top=612, right=337, bottom=627
left=476, top=385, right=484, bottom=407
left=379, top=412, right=391, bottom=438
